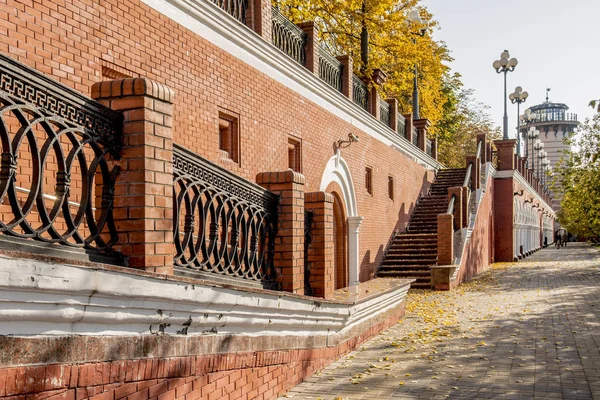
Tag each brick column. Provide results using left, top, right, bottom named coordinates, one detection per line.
left=337, top=55, right=353, bottom=100
left=247, top=0, right=272, bottom=42
left=486, top=142, right=492, bottom=163
left=403, top=114, right=413, bottom=142
left=413, top=118, right=431, bottom=153
left=304, top=191, right=334, bottom=299
left=447, top=186, right=462, bottom=231
left=256, top=170, right=305, bottom=294
left=368, top=69, right=387, bottom=119
left=494, top=139, right=517, bottom=171
left=298, top=22, right=318, bottom=74
left=387, top=98, right=399, bottom=131
left=91, top=78, right=175, bottom=274
left=437, top=213, right=453, bottom=266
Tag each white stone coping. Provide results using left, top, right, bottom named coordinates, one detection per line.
left=0, top=256, right=411, bottom=338
left=140, top=0, right=441, bottom=171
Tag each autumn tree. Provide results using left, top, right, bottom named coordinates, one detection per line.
left=435, top=75, right=501, bottom=167
left=274, top=0, right=452, bottom=135
left=552, top=111, right=600, bottom=239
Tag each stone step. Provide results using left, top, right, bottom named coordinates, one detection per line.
left=382, top=258, right=437, bottom=266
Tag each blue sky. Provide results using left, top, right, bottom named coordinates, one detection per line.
left=420, top=0, right=600, bottom=135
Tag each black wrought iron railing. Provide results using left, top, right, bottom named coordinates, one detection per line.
left=208, top=0, right=247, bottom=23
left=379, top=99, right=390, bottom=127
left=425, top=138, right=432, bottom=156
left=271, top=7, right=307, bottom=66
left=0, top=54, right=122, bottom=261
left=352, top=75, right=368, bottom=111
left=318, top=46, right=343, bottom=92
left=173, top=144, right=279, bottom=286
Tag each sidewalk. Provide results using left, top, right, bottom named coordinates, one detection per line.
left=279, top=243, right=600, bottom=399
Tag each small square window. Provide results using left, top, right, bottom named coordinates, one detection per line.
left=388, top=176, right=394, bottom=200
left=218, top=111, right=239, bottom=163
left=288, top=137, right=302, bottom=172
left=365, top=167, right=373, bottom=195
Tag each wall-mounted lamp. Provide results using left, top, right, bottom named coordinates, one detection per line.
left=513, top=189, right=524, bottom=197
left=336, top=133, right=359, bottom=149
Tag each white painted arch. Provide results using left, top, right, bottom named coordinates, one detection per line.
left=320, top=151, right=363, bottom=286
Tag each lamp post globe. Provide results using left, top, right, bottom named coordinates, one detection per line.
left=493, top=50, right=518, bottom=140
left=510, top=86, right=529, bottom=155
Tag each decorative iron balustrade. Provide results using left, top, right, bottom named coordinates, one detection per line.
left=379, top=99, right=391, bottom=127
left=530, top=112, right=578, bottom=123
left=271, top=7, right=307, bottom=66
left=173, top=144, right=279, bottom=286
left=412, top=126, right=419, bottom=147
left=0, top=54, right=123, bottom=258
left=352, top=75, right=368, bottom=111
left=318, top=46, right=343, bottom=92
left=397, top=116, right=406, bottom=139
left=208, top=0, right=247, bottom=23
left=492, top=150, right=498, bottom=168
left=425, top=138, right=432, bottom=156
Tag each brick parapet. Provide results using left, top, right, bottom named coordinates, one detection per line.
left=304, top=191, right=334, bottom=299
left=386, top=98, right=399, bottom=132
left=447, top=186, right=463, bottom=231
left=257, top=170, right=305, bottom=294
left=403, top=114, right=414, bottom=143
left=92, top=78, right=175, bottom=274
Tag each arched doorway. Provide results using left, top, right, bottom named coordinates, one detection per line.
left=319, top=151, right=362, bottom=286
left=331, top=191, right=348, bottom=289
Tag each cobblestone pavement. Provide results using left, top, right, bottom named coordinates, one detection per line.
left=279, top=243, right=600, bottom=399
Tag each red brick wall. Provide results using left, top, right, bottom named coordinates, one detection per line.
left=0, top=0, right=432, bottom=280
left=493, top=178, right=515, bottom=262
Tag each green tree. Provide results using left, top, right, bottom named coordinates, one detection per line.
left=552, top=111, right=600, bottom=239
left=435, top=80, right=501, bottom=168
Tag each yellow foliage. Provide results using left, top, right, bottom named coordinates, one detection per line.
left=274, top=0, right=452, bottom=136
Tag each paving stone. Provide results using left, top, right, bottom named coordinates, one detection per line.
left=278, top=243, right=600, bottom=399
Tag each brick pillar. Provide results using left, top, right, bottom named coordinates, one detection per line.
left=337, top=55, right=353, bottom=100
left=486, top=142, right=492, bottom=163
left=465, top=155, right=480, bottom=190
left=368, top=69, right=387, bottom=119
left=256, top=170, right=305, bottom=294
left=304, top=191, right=334, bottom=299
left=494, top=139, right=517, bottom=171
left=247, top=0, right=272, bottom=42
left=403, top=113, right=413, bottom=142
left=413, top=118, right=431, bottom=153
left=431, top=137, right=438, bottom=161
left=387, top=98, right=399, bottom=131
left=91, top=78, right=175, bottom=274
left=437, top=213, right=453, bottom=266
left=298, top=22, right=318, bottom=74
left=447, top=186, right=462, bottom=231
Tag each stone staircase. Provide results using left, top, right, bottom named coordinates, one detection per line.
left=377, top=168, right=467, bottom=289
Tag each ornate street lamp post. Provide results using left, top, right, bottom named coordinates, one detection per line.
left=408, top=9, right=427, bottom=120
left=527, top=128, right=540, bottom=170
left=510, top=87, right=528, bottom=155
left=493, top=50, right=518, bottom=140
left=533, top=139, right=544, bottom=178
left=521, top=109, right=536, bottom=167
